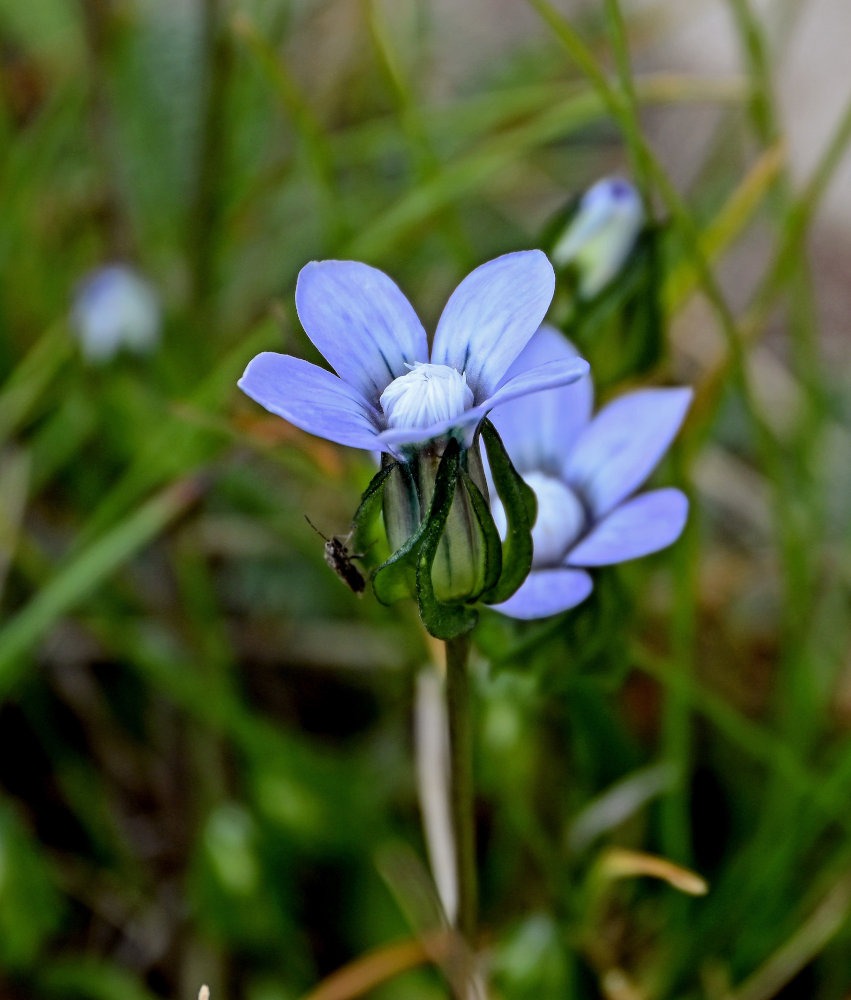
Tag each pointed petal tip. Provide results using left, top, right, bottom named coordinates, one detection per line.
left=662, top=384, right=694, bottom=431
left=490, top=247, right=555, bottom=278
left=293, top=258, right=327, bottom=290
left=669, top=383, right=694, bottom=403
left=238, top=350, right=282, bottom=396
left=239, top=350, right=280, bottom=384
left=486, top=355, right=590, bottom=410
left=296, top=257, right=361, bottom=279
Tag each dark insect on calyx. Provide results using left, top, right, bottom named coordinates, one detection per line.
left=304, top=515, right=367, bottom=594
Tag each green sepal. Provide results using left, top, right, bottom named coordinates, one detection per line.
left=414, top=441, right=478, bottom=640
left=460, top=470, right=502, bottom=597
left=371, top=502, right=429, bottom=606
left=478, top=418, right=536, bottom=605
left=379, top=456, right=420, bottom=555
left=372, top=451, right=454, bottom=606
left=350, top=460, right=397, bottom=550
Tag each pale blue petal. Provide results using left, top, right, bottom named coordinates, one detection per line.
left=430, top=251, right=555, bottom=399
left=486, top=357, right=589, bottom=410
left=239, top=352, right=383, bottom=451
left=491, top=567, right=593, bottom=620
left=567, top=488, right=688, bottom=566
left=488, top=325, right=593, bottom=474
left=564, top=387, right=692, bottom=517
left=295, top=260, right=428, bottom=403
left=497, top=324, right=593, bottom=407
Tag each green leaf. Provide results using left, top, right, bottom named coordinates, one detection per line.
left=0, top=322, right=71, bottom=446
left=0, top=478, right=201, bottom=698
left=0, top=801, right=63, bottom=971
left=478, top=419, right=536, bottom=605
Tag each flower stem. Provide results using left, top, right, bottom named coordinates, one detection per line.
left=444, top=633, right=477, bottom=945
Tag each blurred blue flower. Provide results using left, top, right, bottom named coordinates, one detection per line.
left=238, top=252, right=589, bottom=460
left=72, top=264, right=161, bottom=363
left=550, top=177, right=644, bottom=299
left=488, top=326, right=691, bottom=620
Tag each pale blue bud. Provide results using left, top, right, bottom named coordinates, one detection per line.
left=551, top=178, right=644, bottom=299
left=72, top=265, right=161, bottom=363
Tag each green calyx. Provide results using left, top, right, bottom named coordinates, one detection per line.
left=349, top=420, right=536, bottom=640
left=476, top=419, right=536, bottom=606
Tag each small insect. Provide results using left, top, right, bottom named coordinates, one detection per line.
left=304, top=515, right=367, bottom=594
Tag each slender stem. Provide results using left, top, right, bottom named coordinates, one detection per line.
left=444, top=633, right=476, bottom=944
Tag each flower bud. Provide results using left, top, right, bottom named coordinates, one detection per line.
left=550, top=178, right=644, bottom=300
left=350, top=421, right=536, bottom=639
left=381, top=442, right=491, bottom=604
left=71, top=264, right=161, bottom=363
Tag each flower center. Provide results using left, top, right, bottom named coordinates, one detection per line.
left=380, top=363, right=474, bottom=431
left=492, top=471, right=586, bottom=567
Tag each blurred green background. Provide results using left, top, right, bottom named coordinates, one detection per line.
left=2, top=0, right=851, bottom=998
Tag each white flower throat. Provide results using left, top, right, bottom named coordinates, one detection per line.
left=492, top=471, right=586, bottom=567
left=380, top=362, right=474, bottom=430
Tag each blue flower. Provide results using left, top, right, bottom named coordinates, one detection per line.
left=72, top=265, right=161, bottom=363
left=487, top=325, right=692, bottom=620
left=238, top=252, right=589, bottom=459
left=550, top=177, right=644, bottom=299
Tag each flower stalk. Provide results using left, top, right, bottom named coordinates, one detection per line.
left=445, top=633, right=477, bottom=947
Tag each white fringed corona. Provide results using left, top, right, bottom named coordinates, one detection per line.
left=380, top=363, right=474, bottom=431
left=493, top=471, right=586, bottom=566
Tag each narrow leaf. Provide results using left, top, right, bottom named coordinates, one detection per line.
left=0, top=478, right=202, bottom=699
